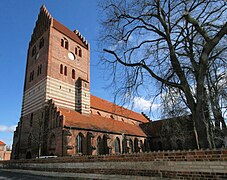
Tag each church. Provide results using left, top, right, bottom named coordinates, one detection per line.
left=11, top=5, right=152, bottom=159
left=11, top=6, right=196, bottom=159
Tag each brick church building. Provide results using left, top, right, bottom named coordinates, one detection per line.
left=11, top=5, right=152, bottom=159
left=11, top=6, right=196, bottom=159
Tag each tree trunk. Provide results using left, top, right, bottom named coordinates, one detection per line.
left=192, top=96, right=215, bottom=149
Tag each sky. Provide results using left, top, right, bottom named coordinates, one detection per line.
left=0, top=0, right=159, bottom=147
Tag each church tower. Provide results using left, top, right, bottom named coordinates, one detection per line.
left=22, top=5, right=90, bottom=116
left=12, top=5, right=90, bottom=159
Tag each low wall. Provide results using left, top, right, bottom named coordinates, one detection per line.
left=1, top=149, right=227, bottom=179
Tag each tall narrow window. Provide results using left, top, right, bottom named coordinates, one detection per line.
left=61, top=39, right=64, bottom=47
left=37, top=66, right=40, bottom=76
left=72, top=69, right=75, bottom=79
left=65, top=41, right=69, bottom=50
left=30, top=70, right=34, bottom=81
left=60, top=64, right=63, bottom=74
left=114, top=137, right=121, bottom=154
left=76, top=133, right=84, bottom=154
left=64, top=66, right=67, bottom=76
left=32, top=46, right=36, bottom=57
left=30, top=113, right=33, bottom=127
left=39, top=64, right=42, bottom=74
left=39, top=37, right=44, bottom=49
left=75, top=47, right=78, bottom=55
left=78, top=47, right=82, bottom=57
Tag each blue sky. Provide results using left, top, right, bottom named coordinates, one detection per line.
left=0, top=1, right=158, bottom=147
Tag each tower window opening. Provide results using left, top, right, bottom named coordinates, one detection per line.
left=75, top=47, right=78, bottom=55
left=30, top=113, right=33, bottom=127
left=39, top=37, right=44, bottom=49
left=60, top=64, right=63, bottom=74
left=61, top=39, right=64, bottom=47
left=65, top=41, right=69, bottom=50
left=64, top=66, right=67, bottom=76
left=39, top=64, right=42, bottom=74
left=37, top=66, right=39, bottom=76
left=37, top=64, right=42, bottom=76
left=72, top=69, right=75, bottom=79
left=32, top=45, right=36, bottom=57
left=78, top=47, right=82, bottom=57
left=30, top=70, right=34, bottom=81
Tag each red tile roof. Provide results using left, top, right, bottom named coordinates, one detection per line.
left=52, top=19, right=88, bottom=49
left=0, top=141, right=5, bottom=146
left=59, top=107, right=146, bottom=137
left=90, top=95, right=149, bottom=123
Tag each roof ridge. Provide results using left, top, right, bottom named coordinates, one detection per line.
left=91, top=94, right=142, bottom=115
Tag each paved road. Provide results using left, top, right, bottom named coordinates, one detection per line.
left=0, top=169, right=76, bottom=180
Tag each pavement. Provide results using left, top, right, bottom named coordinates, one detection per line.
left=0, top=169, right=167, bottom=180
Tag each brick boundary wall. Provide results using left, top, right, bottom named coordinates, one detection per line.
left=1, top=149, right=227, bottom=179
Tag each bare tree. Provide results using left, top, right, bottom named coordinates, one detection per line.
left=99, top=0, right=227, bottom=149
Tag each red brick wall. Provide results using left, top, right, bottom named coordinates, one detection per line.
left=1, top=149, right=227, bottom=179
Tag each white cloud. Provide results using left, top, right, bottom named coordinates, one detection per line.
left=0, top=125, right=16, bottom=133
left=133, top=96, right=160, bottom=111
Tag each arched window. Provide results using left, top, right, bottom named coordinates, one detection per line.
left=75, top=47, right=78, bottom=55
left=78, top=47, right=82, bottom=57
left=76, top=133, right=84, bottom=154
left=140, top=140, right=144, bottom=152
left=96, top=136, right=102, bottom=155
left=60, top=64, right=63, bottom=74
left=30, top=113, right=33, bottom=127
left=30, top=70, right=34, bottom=81
left=32, top=70, right=34, bottom=80
left=39, top=64, right=42, bottom=74
left=72, top=69, right=75, bottom=79
left=144, top=139, right=148, bottom=152
left=37, top=66, right=40, bottom=76
left=129, top=139, right=133, bottom=153
left=64, top=66, right=67, bottom=76
left=114, top=137, right=121, bottom=154
left=61, top=38, right=69, bottom=50
left=37, top=64, right=42, bottom=76
left=61, top=39, right=64, bottom=47
left=39, top=37, right=44, bottom=49
left=122, top=138, right=128, bottom=154
left=86, top=132, right=93, bottom=155
left=102, top=135, right=109, bottom=155
left=65, top=40, right=69, bottom=50
left=32, top=45, right=36, bottom=57
left=134, top=138, right=139, bottom=153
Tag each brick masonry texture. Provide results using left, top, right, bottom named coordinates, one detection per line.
left=1, top=149, right=227, bottom=179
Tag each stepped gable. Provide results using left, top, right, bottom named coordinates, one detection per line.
left=52, top=19, right=88, bottom=49
left=30, top=5, right=52, bottom=47
left=0, top=141, right=5, bottom=146
left=59, top=107, right=146, bottom=137
left=90, top=95, right=149, bottom=123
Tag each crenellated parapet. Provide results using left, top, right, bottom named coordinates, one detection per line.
left=73, top=30, right=89, bottom=47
